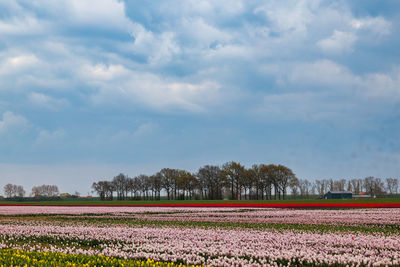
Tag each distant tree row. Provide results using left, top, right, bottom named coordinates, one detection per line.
left=2, top=184, right=59, bottom=198
left=3, top=166, right=398, bottom=201
left=92, top=162, right=298, bottom=201
left=93, top=162, right=400, bottom=201
left=298, top=177, right=399, bottom=198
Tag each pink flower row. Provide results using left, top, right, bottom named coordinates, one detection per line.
left=133, top=208, right=400, bottom=226
left=2, top=205, right=399, bottom=226
left=0, top=205, right=188, bottom=215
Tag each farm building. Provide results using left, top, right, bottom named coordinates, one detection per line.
left=324, top=191, right=352, bottom=199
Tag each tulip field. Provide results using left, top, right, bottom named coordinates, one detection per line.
left=0, top=205, right=400, bottom=266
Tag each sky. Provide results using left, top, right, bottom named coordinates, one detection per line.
left=0, top=0, right=399, bottom=195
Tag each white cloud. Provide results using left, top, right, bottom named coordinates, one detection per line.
left=316, top=16, right=391, bottom=54
left=35, top=129, right=67, bottom=146
left=0, top=1, right=47, bottom=36
left=0, top=0, right=398, bottom=183
left=0, top=111, right=30, bottom=135
left=256, top=93, right=311, bottom=121
left=184, top=0, right=244, bottom=16
left=363, top=67, right=400, bottom=99
left=287, top=60, right=360, bottom=88
left=110, top=122, right=158, bottom=144
left=351, top=16, right=391, bottom=36
left=22, top=0, right=133, bottom=33
left=206, top=44, right=251, bottom=60
left=252, top=91, right=362, bottom=123
left=0, top=54, right=40, bottom=76
left=67, top=0, right=133, bottom=31
left=283, top=60, right=400, bottom=100
left=254, top=1, right=317, bottom=34
left=180, top=17, right=232, bottom=46
left=0, top=52, right=72, bottom=94
left=252, top=89, right=386, bottom=126
left=317, top=30, right=357, bottom=53
left=82, top=63, right=223, bottom=112
left=156, top=0, right=245, bottom=23
left=0, top=0, right=396, bottom=118
left=82, top=64, right=129, bottom=81
left=0, top=1, right=22, bottom=11
left=254, top=59, right=400, bottom=125
left=134, top=122, right=158, bottom=137
left=28, top=92, right=69, bottom=110
left=0, top=16, right=45, bottom=36
left=129, top=27, right=181, bottom=65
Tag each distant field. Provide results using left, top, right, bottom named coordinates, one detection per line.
left=1, top=198, right=400, bottom=206
left=1, top=205, right=400, bottom=266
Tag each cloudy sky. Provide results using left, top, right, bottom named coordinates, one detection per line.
left=0, top=0, right=399, bottom=194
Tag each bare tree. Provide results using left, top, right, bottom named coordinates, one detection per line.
left=137, top=174, right=150, bottom=200
left=112, top=173, right=128, bottom=200
left=105, top=181, right=115, bottom=200
left=273, top=165, right=296, bottom=200
left=176, top=170, right=197, bottom=200
left=160, top=168, right=178, bottom=200
left=310, top=183, right=316, bottom=195
left=31, top=185, right=59, bottom=198
left=364, top=176, right=375, bottom=196
left=338, top=179, right=347, bottom=191
left=289, top=177, right=300, bottom=199
left=327, top=179, right=334, bottom=192
left=222, top=161, right=245, bottom=200
left=31, top=186, right=41, bottom=198
left=364, top=176, right=385, bottom=197
left=386, top=178, right=399, bottom=195
left=346, top=180, right=352, bottom=192
left=350, top=179, right=362, bottom=194
left=3, top=184, right=14, bottom=198
left=374, top=178, right=386, bottom=196
left=185, top=173, right=198, bottom=200
left=2, top=184, right=24, bottom=198
left=92, top=181, right=106, bottom=200
left=315, top=180, right=327, bottom=196
left=150, top=173, right=162, bottom=200
left=16, top=185, right=25, bottom=197
left=250, top=164, right=263, bottom=200
left=259, top=164, right=273, bottom=199
left=127, top=177, right=141, bottom=199
left=299, top=179, right=311, bottom=197
left=197, top=165, right=224, bottom=200
left=240, top=168, right=256, bottom=200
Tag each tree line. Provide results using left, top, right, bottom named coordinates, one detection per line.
left=91, top=162, right=295, bottom=201
left=2, top=163, right=398, bottom=200
left=2, top=184, right=59, bottom=199
left=92, top=162, right=399, bottom=201
left=309, top=177, right=398, bottom=197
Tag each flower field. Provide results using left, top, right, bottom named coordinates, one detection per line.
left=0, top=206, right=399, bottom=266
left=0, top=249, right=196, bottom=267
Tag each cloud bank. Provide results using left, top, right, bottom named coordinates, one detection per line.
left=0, top=0, right=399, bottom=192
